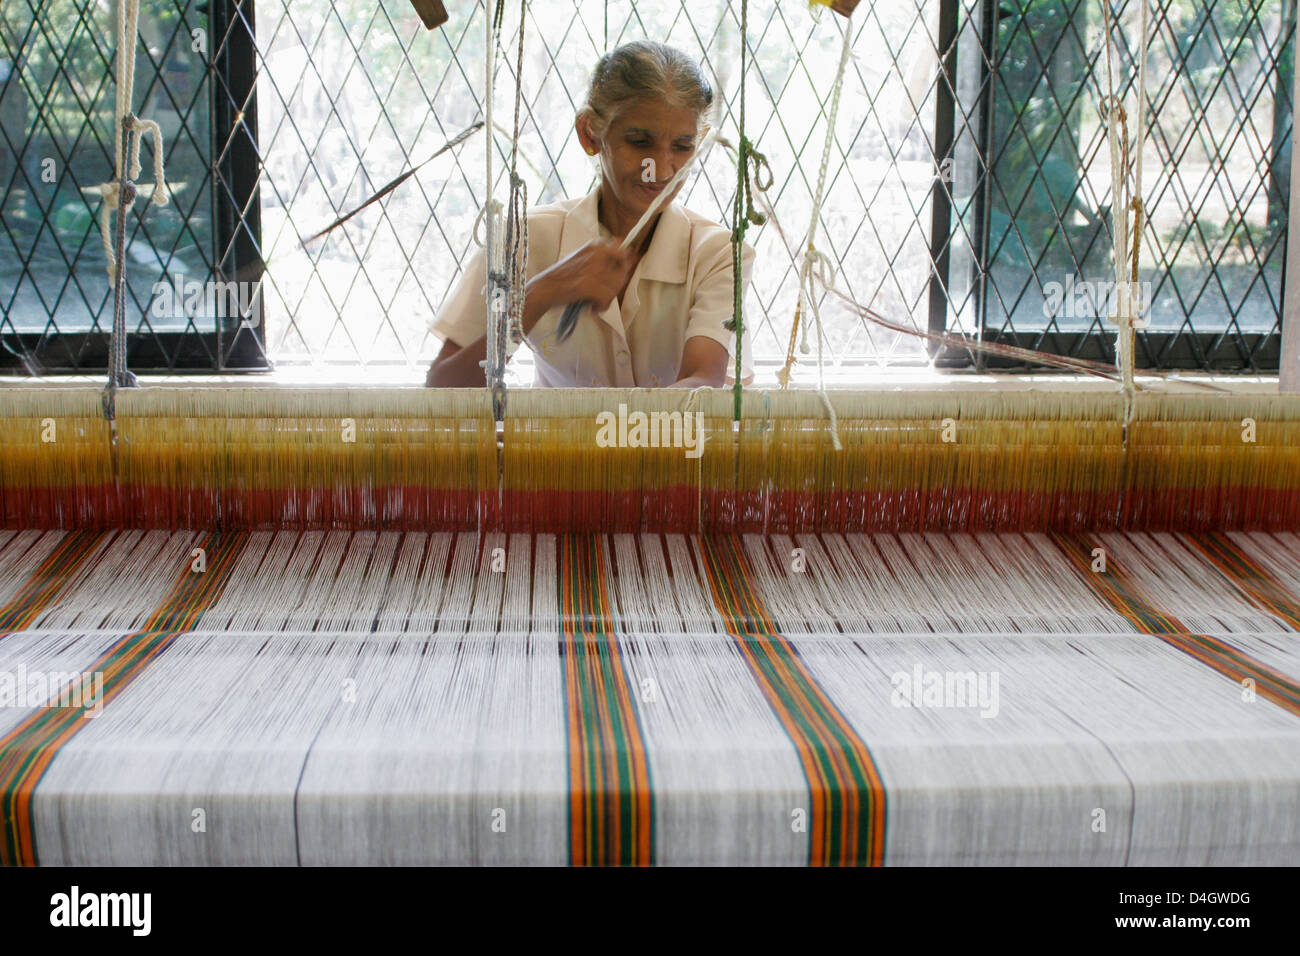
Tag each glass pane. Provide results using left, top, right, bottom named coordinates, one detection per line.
left=0, top=0, right=215, bottom=368
left=984, top=0, right=1292, bottom=349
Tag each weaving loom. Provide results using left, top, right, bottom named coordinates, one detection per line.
left=1, top=385, right=1298, bottom=865
left=3, top=0, right=1298, bottom=872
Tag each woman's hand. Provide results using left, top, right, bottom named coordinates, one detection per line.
left=536, top=238, right=637, bottom=314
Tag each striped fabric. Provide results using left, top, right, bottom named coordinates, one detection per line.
left=0, top=532, right=246, bottom=865
left=698, top=535, right=885, bottom=866
left=560, top=534, right=653, bottom=865
left=0, top=531, right=106, bottom=632
left=1055, top=532, right=1300, bottom=717
left=0, top=529, right=1297, bottom=865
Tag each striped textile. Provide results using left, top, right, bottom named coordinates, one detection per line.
left=698, top=535, right=885, bottom=866
left=1053, top=532, right=1300, bottom=717
left=0, top=529, right=1297, bottom=865
left=0, top=532, right=245, bottom=865
left=560, top=534, right=653, bottom=865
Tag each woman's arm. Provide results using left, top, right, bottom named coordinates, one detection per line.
left=425, top=273, right=563, bottom=387
left=667, top=335, right=730, bottom=388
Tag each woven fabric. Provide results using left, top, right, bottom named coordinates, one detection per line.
left=0, top=528, right=1297, bottom=865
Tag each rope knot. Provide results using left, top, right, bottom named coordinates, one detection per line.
left=1099, top=94, right=1127, bottom=126
left=738, top=138, right=771, bottom=228
left=805, top=246, right=833, bottom=286
left=473, top=199, right=505, bottom=248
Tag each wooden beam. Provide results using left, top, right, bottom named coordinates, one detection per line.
left=409, top=0, right=449, bottom=30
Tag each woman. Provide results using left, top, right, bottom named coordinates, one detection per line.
left=425, top=41, right=755, bottom=388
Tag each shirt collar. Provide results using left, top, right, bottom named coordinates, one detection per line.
left=557, top=182, right=690, bottom=284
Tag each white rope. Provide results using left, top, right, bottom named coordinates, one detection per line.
left=472, top=199, right=504, bottom=249
left=95, top=0, right=170, bottom=287
left=1099, top=0, right=1150, bottom=427
left=781, top=18, right=852, bottom=450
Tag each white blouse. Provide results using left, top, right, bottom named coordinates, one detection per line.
left=428, top=182, right=756, bottom=387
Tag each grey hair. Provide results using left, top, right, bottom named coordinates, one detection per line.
left=577, top=41, right=717, bottom=140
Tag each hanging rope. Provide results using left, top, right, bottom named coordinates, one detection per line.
left=503, top=0, right=529, bottom=359
left=773, top=12, right=853, bottom=450
left=1099, top=0, right=1151, bottom=428
left=95, top=0, right=170, bottom=417
left=729, top=0, right=771, bottom=422
left=476, top=0, right=531, bottom=418
left=480, top=0, right=531, bottom=420
left=482, top=0, right=507, bottom=410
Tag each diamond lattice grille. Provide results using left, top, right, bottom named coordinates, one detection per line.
left=0, top=0, right=1291, bottom=376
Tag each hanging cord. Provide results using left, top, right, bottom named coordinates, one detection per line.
left=774, top=12, right=853, bottom=450
left=481, top=0, right=529, bottom=419
left=1100, top=0, right=1150, bottom=429
left=781, top=14, right=850, bottom=386
left=747, top=173, right=1131, bottom=381
left=503, top=0, right=529, bottom=360
left=729, top=0, right=771, bottom=422
left=481, top=0, right=508, bottom=412
left=1127, top=0, right=1150, bottom=419
left=95, top=0, right=169, bottom=418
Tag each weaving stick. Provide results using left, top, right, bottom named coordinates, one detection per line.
left=814, top=276, right=1126, bottom=382
left=299, top=122, right=483, bottom=247
left=553, top=127, right=722, bottom=344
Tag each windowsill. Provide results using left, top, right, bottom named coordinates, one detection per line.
left=0, top=365, right=1285, bottom=395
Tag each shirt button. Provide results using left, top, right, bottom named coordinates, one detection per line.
left=616, top=350, right=630, bottom=366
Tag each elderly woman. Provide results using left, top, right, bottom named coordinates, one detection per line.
left=425, top=41, right=755, bottom=388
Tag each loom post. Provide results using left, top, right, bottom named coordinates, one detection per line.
left=1284, top=34, right=1300, bottom=394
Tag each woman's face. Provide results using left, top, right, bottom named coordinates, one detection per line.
left=587, top=99, right=700, bottom=215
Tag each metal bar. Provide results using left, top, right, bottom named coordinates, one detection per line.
left=210, top=0, right=268, bottom=372
left=108, top=117, right=137, bottom=391
left=970, top=0, right=998, bottom=370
